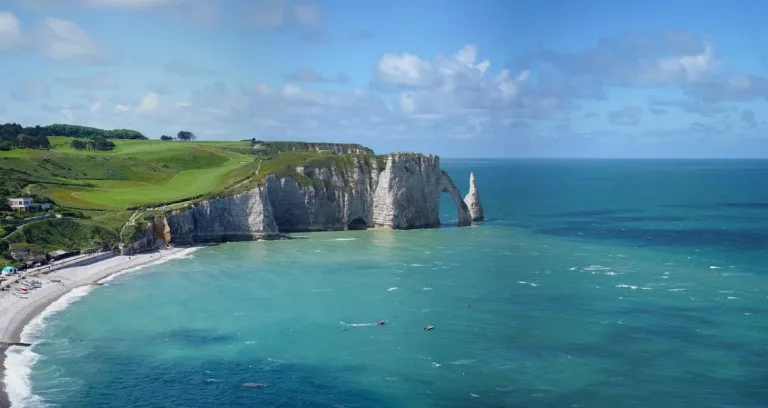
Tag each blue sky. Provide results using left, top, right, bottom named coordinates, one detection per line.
left=2, top=0, right=768, bottom=158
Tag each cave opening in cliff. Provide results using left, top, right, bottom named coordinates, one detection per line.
left=347, top=217, right=368, bottom=230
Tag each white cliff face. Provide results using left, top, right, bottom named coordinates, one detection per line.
left=463, top=172, right=484, bottom=221
left=163, top=186, right=278, bottom=244
left=132, top=152, right=481, bottom=248
left=372, top=154, right=471, bottom=228
left=264, top=156, right=381, bottom=231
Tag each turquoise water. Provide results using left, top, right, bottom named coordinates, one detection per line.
left=12, top=159, right=768, bottom=407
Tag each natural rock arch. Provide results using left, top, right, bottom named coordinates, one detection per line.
left=438, top=171, right=472, bottom=227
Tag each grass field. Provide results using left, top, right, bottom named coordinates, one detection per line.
left=3, top=137, right=257, bottom=210
left=0, top=135, right=380, bottom=263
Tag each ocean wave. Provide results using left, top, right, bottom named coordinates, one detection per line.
left=339, top=321, right=378, bottom=327
left=6, top=285, right=94, bottom=408
left=98, top=247, right=200, bottom=284
left=6, top=248, right=201, bottom=407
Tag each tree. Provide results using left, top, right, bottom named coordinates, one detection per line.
left=160, top=135, right=173, bottom=141
left=89, top=136, right=116, bottom=151
left=45, top=124, right=147, bottom=140
left=176, top=131, right=196, bottom=141
left=70, top=139, right=88, bottom=151
left=0, top=141, right=12, bottom=151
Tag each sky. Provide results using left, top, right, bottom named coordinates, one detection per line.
left=1, top=0, right=768, bottom=158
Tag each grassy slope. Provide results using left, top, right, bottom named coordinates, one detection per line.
left=0, top=138, right=256, bottom=263
left=0, top=137, right=384, bottom=264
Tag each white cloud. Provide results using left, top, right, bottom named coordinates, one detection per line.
left=246, top=0, right=323, bottom=28
left=376, top=52, right=434, bottom=87
left=34, top=18, right=111, bottom=64
left=292, top=3, right=322, bottom=25
left=247, top=0, right=286, bottom=28
left=90, top=101, right=103, bottom=113
left=0, top=11, right=24, bottom=50
left=137, top=91, right=159, bottom=113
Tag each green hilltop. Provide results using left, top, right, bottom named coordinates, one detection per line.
left=0, top=123, right=382, bottom=265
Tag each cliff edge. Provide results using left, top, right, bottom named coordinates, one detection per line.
left=124, top=150, right=483, bottom=252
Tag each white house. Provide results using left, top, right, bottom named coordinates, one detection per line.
left=7, top=197, right=51, bottom=212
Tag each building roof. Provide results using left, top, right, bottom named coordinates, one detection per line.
left=2, top=266, right=17, bottom=273
left=7, top=197, right=32, bottom=200
left=48, top=250, right=68, bottom=257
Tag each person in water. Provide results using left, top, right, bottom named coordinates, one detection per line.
left=377, top=320, right=386, bottom=326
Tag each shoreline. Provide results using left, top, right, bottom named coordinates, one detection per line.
left=0, top=247, right=196, bottom=407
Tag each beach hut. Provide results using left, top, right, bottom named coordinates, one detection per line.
left=2, top=266, right=19, bottom=276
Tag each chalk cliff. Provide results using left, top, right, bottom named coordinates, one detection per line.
left=260, top=142, right=373, bottom=155
left=463, top=172, right=484, bottom=221
left=126, top=151, right=482, bottom=251
left=372, top=154, right=470, bottom=228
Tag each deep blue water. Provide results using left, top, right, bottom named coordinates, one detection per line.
left=9, top=159, right=768, bottom=407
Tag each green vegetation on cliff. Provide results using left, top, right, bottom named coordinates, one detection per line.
left=0, top=123, right=382, bottom=264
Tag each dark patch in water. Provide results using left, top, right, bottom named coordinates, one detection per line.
left=159, top=328, right=239, bottom=347
left=40, top=355, right=396, bottom=408
left=535, top=209, right=641, bottom=218
left=536, top=224, right=768, bottom=251
left=719, top=202, right=768, bottom=210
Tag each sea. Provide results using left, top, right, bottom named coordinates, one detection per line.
left=5, top=159, right=768, bottom=408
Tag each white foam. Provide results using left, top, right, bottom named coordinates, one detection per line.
left=422, top=287, right=432, bottom=291
left=448, top=359, right=477, bottom=365
left=709, top=266, right=721, bottom=270
left=332, top=238, right=356, bottom=241
left=517, top=281, right=538, bottom=287
left=615, top=284, right=638, bottom=290
left=410, top=264, right=424, bottom=267
left=98, top=247, right=200, bottom=285
left=387, top=287, right=398, bottom=292
left=340, top=321, right=376, bottom=327
left=5, top=285, right=94, bottom=408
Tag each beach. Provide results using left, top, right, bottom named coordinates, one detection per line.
left=0, top=247, right=192, bottom=407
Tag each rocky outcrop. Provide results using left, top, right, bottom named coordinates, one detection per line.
left=463, top=172, right=484, bottom=221
left=372, top=154, right=470, bottom=228
left=163, top=186, right=279, bottom=245
left=120, top=217, right=169, bottom=255
left=129, top=153, right=482, bottom=249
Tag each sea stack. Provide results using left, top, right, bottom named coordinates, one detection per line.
left=463, top=172, right=484, bottom=221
